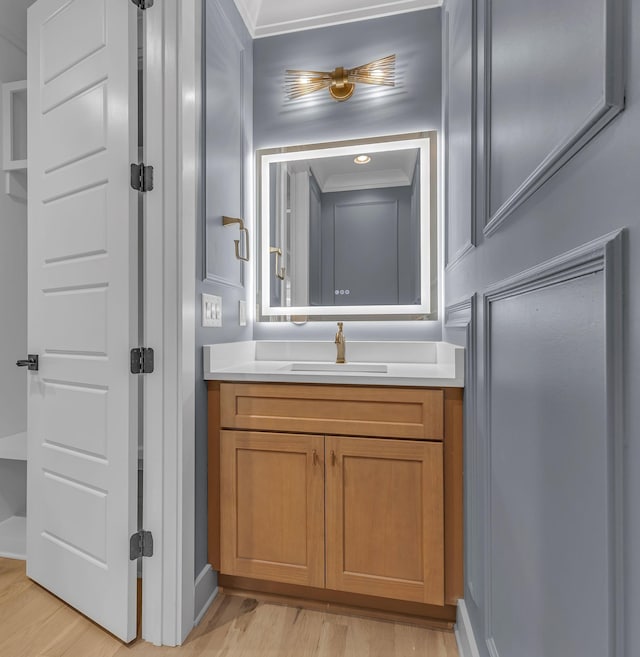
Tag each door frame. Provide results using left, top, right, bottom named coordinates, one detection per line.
left=142, top=0, right=200, bottom=646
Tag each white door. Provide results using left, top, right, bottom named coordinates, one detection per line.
left=26, top=0, right=139, bottom=642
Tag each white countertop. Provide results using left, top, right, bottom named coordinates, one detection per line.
left=203, top=341, right=464, bottom=387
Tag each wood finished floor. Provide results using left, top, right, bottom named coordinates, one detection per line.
left=0, top=558, right=459, bottom=657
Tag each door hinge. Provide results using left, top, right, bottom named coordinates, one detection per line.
left=130, top=162, right=154, bottom=192
left=130, top=347, right=154, bottom=374
left=130, top=530, right=154, bottom=560
left=131, top=0, right=154, bottom=9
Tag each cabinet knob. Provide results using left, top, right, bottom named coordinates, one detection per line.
left=312, top=449, right=319, bottom=466
left=331, top=450, right=336, bottom=466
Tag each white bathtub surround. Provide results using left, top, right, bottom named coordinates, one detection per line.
left=203, top=340, right=464, bottom=387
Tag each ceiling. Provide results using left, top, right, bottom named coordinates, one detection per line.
left=0, top=0, right=37, bottom=53
left=289, top=149, right=419, bottom=194
left=232, top=0, right=442, bottom=38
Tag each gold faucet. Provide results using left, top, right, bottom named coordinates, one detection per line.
left=335, top=322, right=346, bottom=364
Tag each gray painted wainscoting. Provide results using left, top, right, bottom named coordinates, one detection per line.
left=482, top=0, right=624, bottom=235
left=196, top=0, right=253, bottom=578
left=443, top=0, right=635, bottom=655
left=443, top=0, right=476, bottom=268
left=483, top=235, right=623, bottom=657
left=444, top=295, right=480, bottom=605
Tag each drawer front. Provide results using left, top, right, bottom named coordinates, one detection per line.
left=220, top=383, right=444, bottom=440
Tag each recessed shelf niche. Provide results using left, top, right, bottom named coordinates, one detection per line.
left=2, top=79, right=27, bottom=201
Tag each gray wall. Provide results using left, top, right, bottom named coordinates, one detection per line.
left=253, top=8, right=443, bottom=340
left=317, top=186, right=417, bottom=305
left=0, top=20, right=27, bottom=531
left=197, top=0, right=253, bottom=576
left=0, top=29, right=27, bottom=444
left=443, top=0, right=634, bottom=655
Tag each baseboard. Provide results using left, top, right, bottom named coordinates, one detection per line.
left=455, top=599, right=482, bottom=657
left=194, top=564, right=218, bottom=626
left=219, top=574, right=456, bottom=629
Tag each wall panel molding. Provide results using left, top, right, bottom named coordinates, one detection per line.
left=444, top=0, right=478, bottom=270
left=445, top=293, right=480, bottom=606
left=455, top=599, right=483, bottom=657
left=204, top=0, right=247, bottom=288
left=193, top=564, right=218, bottom=626
left=482, top=229, right=624, bottom=657
left=444, top=295, right=473, bottom=328
left=481, top=0, right=625, bottom=237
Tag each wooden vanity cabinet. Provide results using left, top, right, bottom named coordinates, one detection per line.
left=325, top=435, right=444, bottom=605
left=220, top=430, right=325, bottom=588
left=209, top=382, right=463, bottom=622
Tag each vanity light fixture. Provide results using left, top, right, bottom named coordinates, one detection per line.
left=354, top=155, right=371, bottom=165
left=285, top=54, right=396, bottom=102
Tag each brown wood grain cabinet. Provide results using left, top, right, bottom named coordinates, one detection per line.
left=220, top=430, right=325, bottom=588
left=325, top=435, right=444, bottom=605
left=209, top=382, right=462, bottom=625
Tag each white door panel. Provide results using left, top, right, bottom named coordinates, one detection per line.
left=40, top=0, right=107, bottom=83
left=27, top=0, right=139, bottom=642
left=43, top=184, right=108, bottom=262
left=42, top=84, right=107, bottom=172
left=40, top=379, right=108, bottom=457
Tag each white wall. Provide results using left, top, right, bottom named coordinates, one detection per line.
left=0, top=7, right=28, bottom=442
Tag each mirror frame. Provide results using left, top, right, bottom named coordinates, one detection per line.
left=257, top=132, right=435, bottom=320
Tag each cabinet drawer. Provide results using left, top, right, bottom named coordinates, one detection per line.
left=220, top=383, right=444, bottom=440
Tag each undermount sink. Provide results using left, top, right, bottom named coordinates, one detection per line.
left=203, top=340, right=465, bottom=386
left=286, top=362, right=388, bottom=373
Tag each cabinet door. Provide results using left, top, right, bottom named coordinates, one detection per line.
left=220, top=431, right=325, bottom=587
left=326, top=436, right=444, bottom=605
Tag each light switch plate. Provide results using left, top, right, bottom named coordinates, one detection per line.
left=202, top=293, right=222, bottom=327
left=239, top=300, right=247, bottom=326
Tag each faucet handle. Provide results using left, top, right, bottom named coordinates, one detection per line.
left=335, top=322, right=346, bottom=363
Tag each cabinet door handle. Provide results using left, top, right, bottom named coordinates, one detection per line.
left=331, top=450, right=336, bottom=466
left=312, top=449, right=319, bottom=466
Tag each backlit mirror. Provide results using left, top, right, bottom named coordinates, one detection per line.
left=257, top=132, right=436, bottom=320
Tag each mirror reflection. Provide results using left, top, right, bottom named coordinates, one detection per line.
left=259, top=134, right=433, bottom=319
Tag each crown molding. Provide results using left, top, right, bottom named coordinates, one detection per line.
left=234, top=0, right=441, bottom=39
left=231, top=0, right=258, bottom=37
